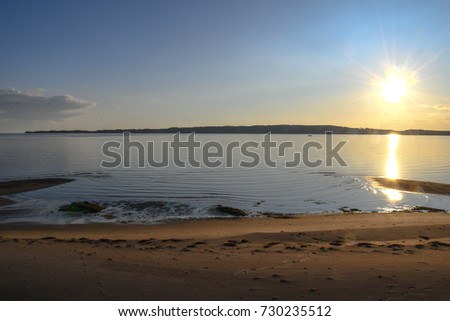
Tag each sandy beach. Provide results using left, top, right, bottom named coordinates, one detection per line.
left=0, top=212, right=449, bottom=300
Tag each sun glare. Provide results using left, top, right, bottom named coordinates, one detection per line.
left=379, top=71, right=408, bottom=103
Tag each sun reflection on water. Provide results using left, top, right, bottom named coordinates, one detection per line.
left=381, top=188, right=403, bottom=202
left=386, top=134, right=399, bottom=179
left=382, top=134, right=403, bottom=202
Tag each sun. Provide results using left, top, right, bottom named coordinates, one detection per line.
left=379, top=71, right=408, bottom=103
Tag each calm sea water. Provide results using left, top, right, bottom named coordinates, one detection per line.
left=0, top=133, right=449, bottom=223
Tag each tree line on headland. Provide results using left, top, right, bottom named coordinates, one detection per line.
left=26, top=125, right=450, bottom=135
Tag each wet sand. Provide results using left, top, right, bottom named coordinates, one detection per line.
left=370, top=177, right=450, bottom=196
left=0, top=197, right=15, bottom=206
left=0, top=212, right=449, bottom=300
left=0, top=178, right=74, bottom=206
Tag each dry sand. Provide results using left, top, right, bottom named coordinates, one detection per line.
left=0, top=212, right=449, bottom=300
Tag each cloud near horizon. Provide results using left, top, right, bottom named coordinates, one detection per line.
left=0, top=88, right=96, bottom=121
left=431, top=104, right=450, bottom=121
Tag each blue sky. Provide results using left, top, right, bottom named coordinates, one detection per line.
left=1, top=0, right=450, bottom=132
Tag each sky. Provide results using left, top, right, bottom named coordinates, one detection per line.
left=1, top=0, right=450, bottom=132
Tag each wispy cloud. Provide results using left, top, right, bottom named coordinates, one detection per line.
left=0, top=88, right=96, bottom=120
left=419, top=104, right=450, bottom=122
left=433, top=104, right=450, bottom=110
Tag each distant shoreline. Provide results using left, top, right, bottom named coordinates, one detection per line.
left=24, top=125, right=450, bottom=135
